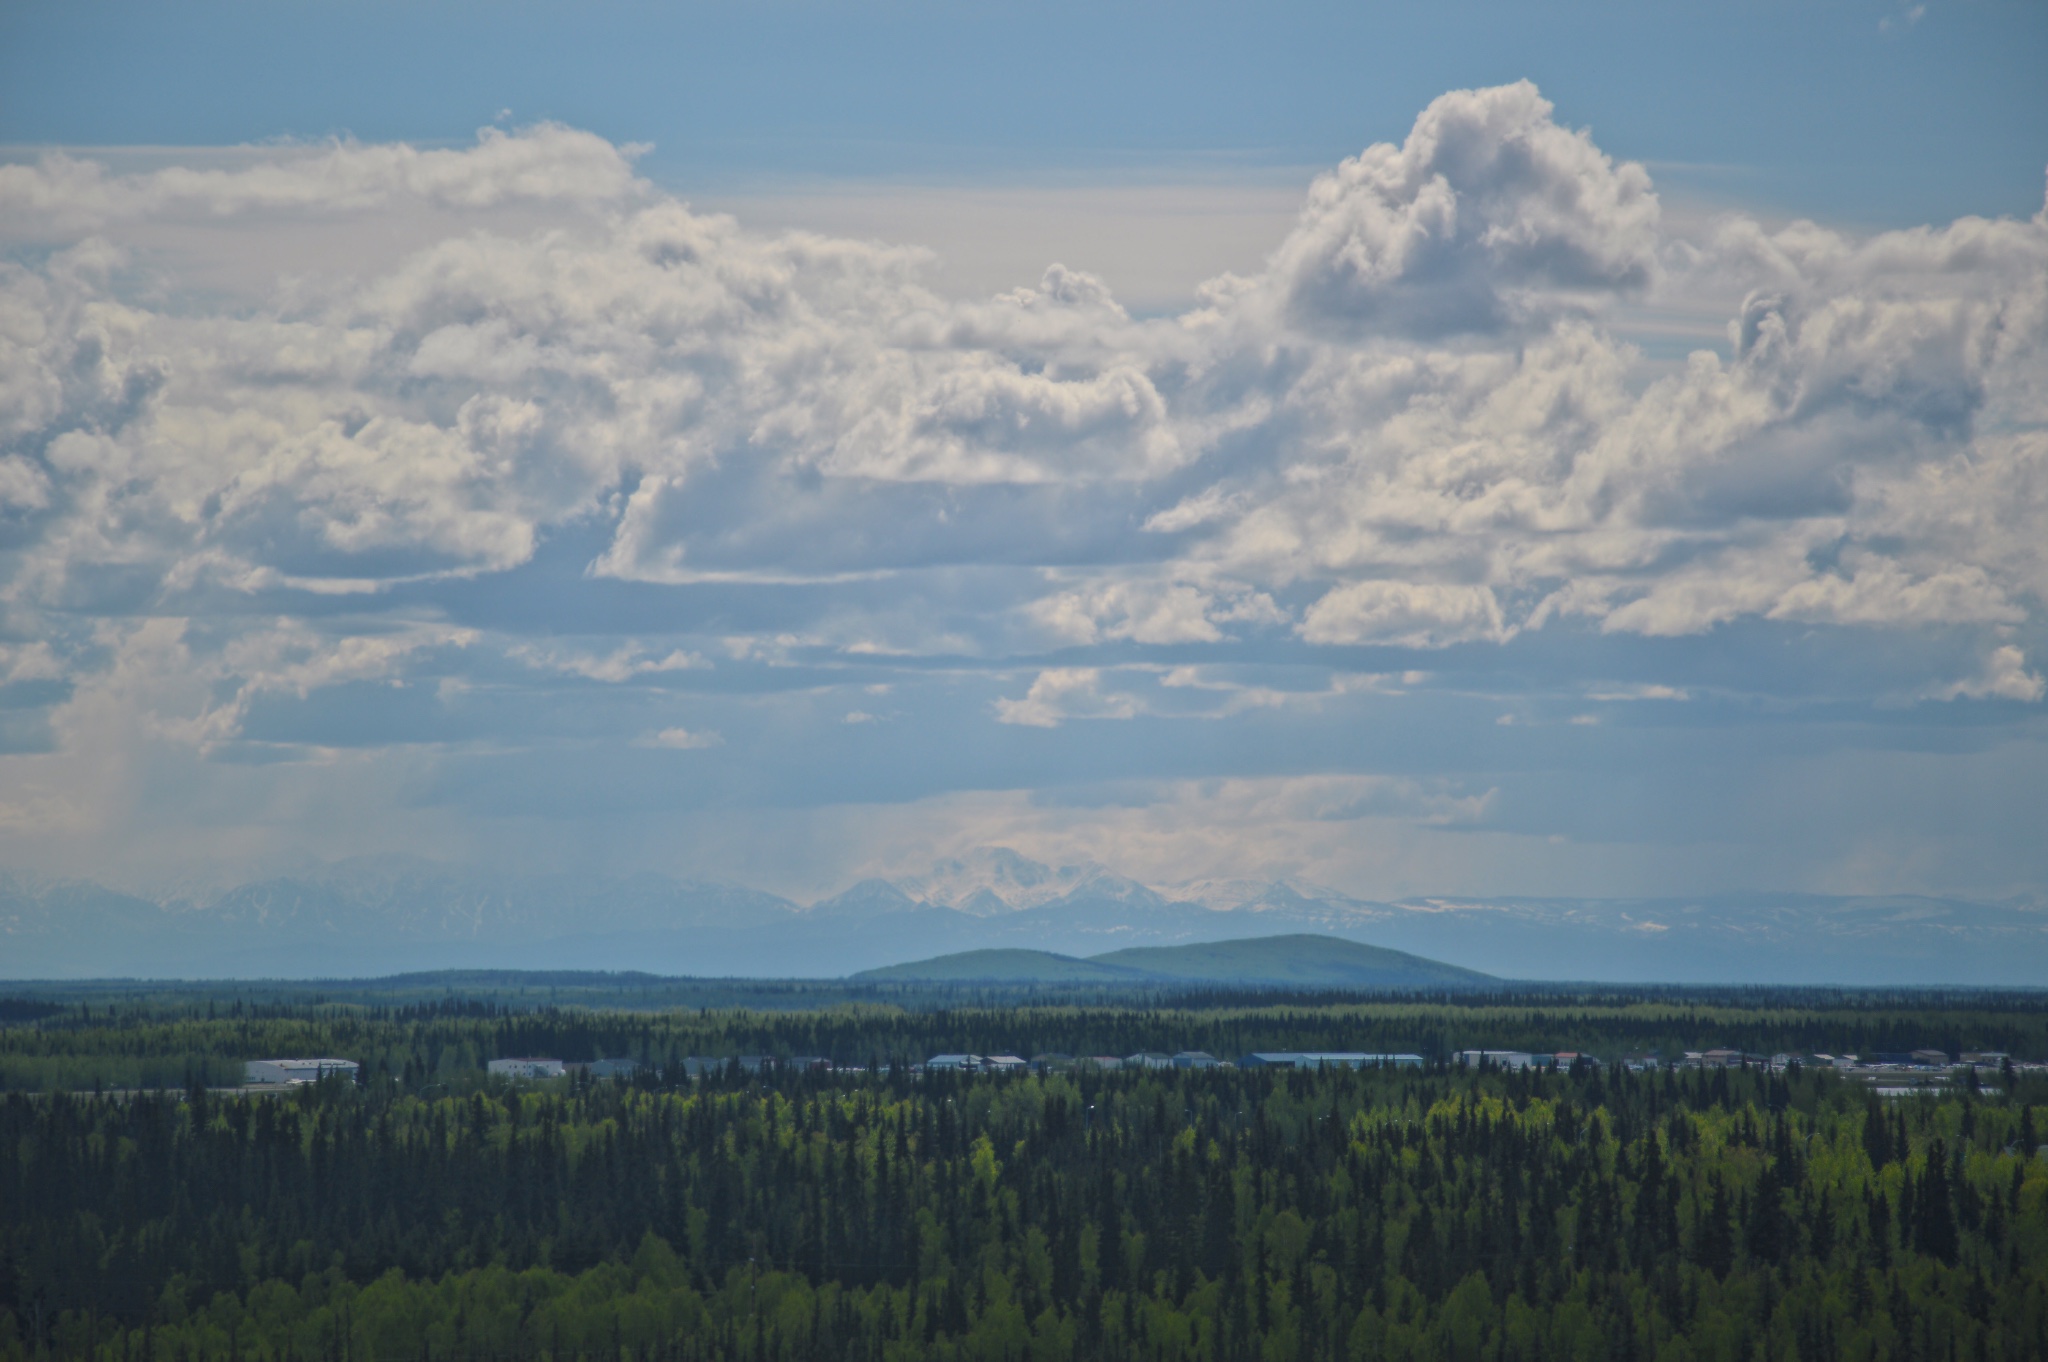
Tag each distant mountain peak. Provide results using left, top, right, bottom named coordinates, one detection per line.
left=893, top=846, right=1124, bottom=913
left=807, top=878, right=925, bottom=919
left=857, top=933, right=1496, bottom=989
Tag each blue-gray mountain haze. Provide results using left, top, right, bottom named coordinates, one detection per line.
left=3, top=849, right=2041, bottom=985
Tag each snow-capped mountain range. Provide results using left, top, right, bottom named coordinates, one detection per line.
left=2, top=848, right=2043, bottom=985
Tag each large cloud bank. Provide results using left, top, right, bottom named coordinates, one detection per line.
left=1, top=83, right=2044, bottom=892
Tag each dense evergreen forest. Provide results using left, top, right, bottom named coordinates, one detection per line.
left=2, top=991, right=2045, bottom=1360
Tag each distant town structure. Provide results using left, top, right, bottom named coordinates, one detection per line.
left=575, top=1058, right=644, bottom=1079
left=674, top=1044, right=2040, bottom=1087
left=487, top=1058, right=566, bottom=1079
left=1780, top=1048, right=2033, bottom=1091
left=922, top=1053, right=1034, bottom=1073
left=645, top=1040, right=2048, bottom=1087
left=1242, top=1052, right=1425, bottom=1069
left=245, top=1058, right=358, bottom=1086
left=1457, top=1050, right=1539, bottom=1069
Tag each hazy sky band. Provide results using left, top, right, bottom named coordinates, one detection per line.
left=5, top=0, right=2047, bottom=228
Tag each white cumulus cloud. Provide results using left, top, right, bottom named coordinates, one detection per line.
left=1931, top=646, right=2046, bottom=703
left=0, top=84, right=2043, bottom=884
left=993, top=669, right=1143, bottom=727
left=635, top=727, right=724, bottom=750
left=1300, top=581, right=1510, bottom=648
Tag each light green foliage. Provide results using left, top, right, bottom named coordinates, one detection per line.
left=1, top=994, right=2045, bottom=1358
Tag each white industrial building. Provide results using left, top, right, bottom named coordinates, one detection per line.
left=1243, top=1052, right=1425, bottom=1069
left=245, top=1058, right=359, bottom=1086
left=576, top=1057, right=645, bottom=1079
left=1457, top=1050, right=1538, bottom=1069
left=487, top=1057, right=567, bottom=1079
left=924, top=1054, right=1028, bottom=1073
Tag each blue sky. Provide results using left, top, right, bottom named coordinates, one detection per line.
left=0, top=0, right=2044, bottom=905
left=7, top=0, right=2046, bottom=223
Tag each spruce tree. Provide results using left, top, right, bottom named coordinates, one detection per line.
left=1917, top=1140, right=1959, bottom=1266
left=1862, top=1094, right=1893, bottom=1168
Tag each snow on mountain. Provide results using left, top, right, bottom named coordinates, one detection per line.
left=893, top=848, right=1157, bottom=914
left=807, top=879, right=926, bottom=920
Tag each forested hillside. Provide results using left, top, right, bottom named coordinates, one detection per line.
left=3, top=1059, right=2045, bottom=1361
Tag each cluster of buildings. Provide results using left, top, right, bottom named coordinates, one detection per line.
left=926, top=1051, right=1427, bottom=1073
left=1653, top=1047, right=2036, bottom=1078
left=1454, top=1050, right=1601, bottom=1070
left=485, top=1056, right=644, bottom=1080
left=471, top=1051, right=1434, bottom=1078
left=244, top=1058, right=361, bottom=1086
left=1454, top=1047, right=2047, bottom=1088
left=242, top=1056, right=643, bottom=1086
left=1767, top=1050, right=2043, bottom=1091
left=1778, top=1049, right=2027, bottom=1073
